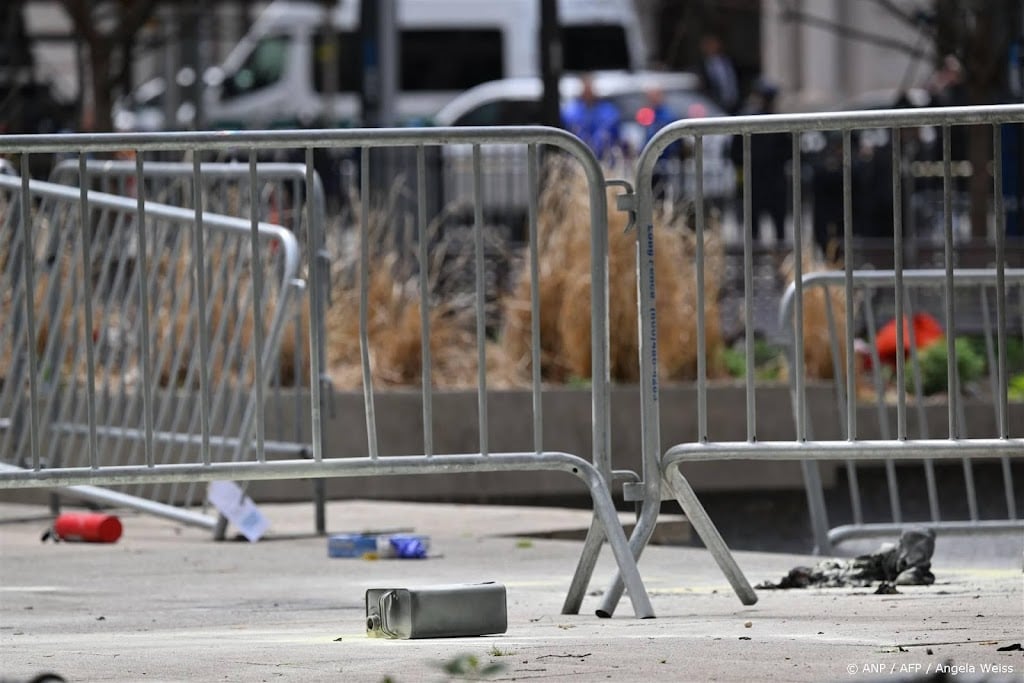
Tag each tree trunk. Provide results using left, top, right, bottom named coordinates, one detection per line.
left=88, top=45, right=115, bottom=133
left=967, top=123, right=991, bottom=239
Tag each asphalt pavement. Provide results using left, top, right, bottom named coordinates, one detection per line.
left=1, top=499, right=1021, bottom=683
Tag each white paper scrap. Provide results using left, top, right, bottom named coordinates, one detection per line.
left=207, top=481, right=269, bottom=542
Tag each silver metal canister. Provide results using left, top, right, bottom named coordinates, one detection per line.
left=365, top=582, right=507, bottom=639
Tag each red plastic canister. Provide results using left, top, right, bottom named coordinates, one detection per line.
left=53, top=513, right=123, bottom=543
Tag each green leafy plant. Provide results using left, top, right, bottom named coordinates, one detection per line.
left=962, top=335, right=1024, bottom=376
left=907, top=338, right=985, bottom=396
left=437, top=653, right=506, bottom=680
left=720, top=339, right=785, bottom=381
left=1009, top=373, right=1024, bottom=402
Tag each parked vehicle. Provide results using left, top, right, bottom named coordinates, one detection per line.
left=202, top=0, right=648, bottom=130
left=431, top=71, right=736, bottom=224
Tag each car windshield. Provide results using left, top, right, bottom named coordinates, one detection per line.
left=222, top=35, right=289, bottom=98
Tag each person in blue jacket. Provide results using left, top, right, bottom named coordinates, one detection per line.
left=561, top=74, right=622, bottom=161
left=638, top=85, right=684, bottom=213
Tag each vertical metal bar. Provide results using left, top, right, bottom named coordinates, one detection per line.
left=892, top=127, right=907, bottom=441
left=863, top=296, right=890, bottom=439
left=250, top=152, right=266, bottom=463
left=992, top=125, right=1008, bottom=439
left=77, top=154, right=98, bottom=469
left=472, top=144, right=488, bottom=456
left=842, top=129, right=856, bottom=441
left=941, top=125, right=957, bottom=439
left=791, top=133, right=806, bottom=441
left=416, top=145, right=434, bottom=457
left=980, top=288, right=999, bottom=425
left=291, top=175, right=306, bottom=446
left=905, top=294, right=929, bottom=437
left=304, top=149, right=323, bottom=463
left=823, top=286, right=847, bottom=436
left=18, top=156, right=40, bottom=470
left=0, top=191, right=26, bottom=462
left=192, top=155, right=212, bottom=465
left=360, top=147, right=378, bottom=459
left=791, top=133, right=829, bottom=553
left=822, top=282, right=861, bottom=524
left=135, top=154, right=155, bottom=469
left=904, top=292, right=941, bottom=521
left=694, top=136, right=708, bottom=441
left=992, top=126, right=1015, bottom=520
left=527, top=144, right=542, bottom=455
left=742, top=134, right=755, bottom=441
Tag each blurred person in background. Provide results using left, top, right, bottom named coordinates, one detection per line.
left=733, top=78, right=790, bottom=248
left=638, top=85, right=681, bottom=198
left=562, top=73, right=623, bottom=161
left=698, top=33, right=740, bottom=115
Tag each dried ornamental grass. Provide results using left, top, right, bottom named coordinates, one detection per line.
left=779, top=249, right=849, bottom=381
left=501, top=160, right=726, bottom=384
left=323, top=208, right=522, bottom=391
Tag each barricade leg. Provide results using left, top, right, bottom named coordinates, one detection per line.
left=597, top=467, right=757, bottom=617
left=561, top=515, right=605, bottom=615
left=577, top=461, right=655, bottom=618
left=596, top=497, right=659, bottom=618
left=663, top=467, right=757, bottom=605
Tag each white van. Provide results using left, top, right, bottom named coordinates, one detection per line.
left=202, top=0, right=648, bottom=129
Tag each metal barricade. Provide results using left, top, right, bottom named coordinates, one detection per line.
left=595, top=104, right=1024, bottom=617
left=0, top=127, right=653, bottom=619
left=0, top=170, right=303, bottom=528
left=49, top=159, right=332, bottom=533
left=779, top=269, right=1024, bottom=553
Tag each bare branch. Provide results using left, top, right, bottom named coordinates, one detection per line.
left=871, top=0, right=930, bottom=29
left=778, top=5, right=934, bottom=61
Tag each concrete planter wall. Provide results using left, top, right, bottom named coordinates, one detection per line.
left=242, top=383, right=1022, bottom=505
left=4, top=383, right=1018, bottom=507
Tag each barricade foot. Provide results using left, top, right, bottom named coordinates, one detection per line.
left=561, top=516, right=605, bottom=615
left=596, top=499, right=658, bottom=617
left=582, top=465, right=655, bottom=618
left=664, top=467, right=757, bottom=606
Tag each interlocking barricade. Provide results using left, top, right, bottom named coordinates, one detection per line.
left=779, top=269, right=1024, bottom=553
left=49, top=159, right=332, bottom=533
left=594, top=104, right=1024, bottom=618
left=0, top=172, right=302, bottom=526
left=0, top=127, right=653, bottom=619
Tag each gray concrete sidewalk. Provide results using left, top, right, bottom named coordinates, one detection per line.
left=1, top=500, right=1021, bottom=683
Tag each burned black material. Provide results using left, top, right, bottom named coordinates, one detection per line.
left=756, top=527, right=936, bottom=589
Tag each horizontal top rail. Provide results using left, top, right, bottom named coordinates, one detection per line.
left=0, top=125, right=595, bottom=158
left=778, top=268, right=1024, bottom=334
left=638, top=103, right=1024, bottom=180
left=51, top=159, right=324, bottom=182
left=0, top=174, right=302, bottom=281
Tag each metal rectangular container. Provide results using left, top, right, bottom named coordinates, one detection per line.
left=365, top=582, right=507, bottom=639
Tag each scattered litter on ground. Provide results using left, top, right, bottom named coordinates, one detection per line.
left=41, top=513, right=123, bottom=543
left=744, top=621, right=752, bottom=628
left=756, top=527, right=935, bottom=590
left=738, top=636, right=752, bottom=641
left=537, top=653, right=591, bottom=659
left=366, top=583, right=507, bottom=639
left=327, top=532, right=430, bottom=559
left=996, top=643, right=1022, bottom=651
